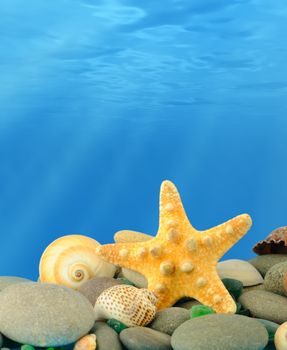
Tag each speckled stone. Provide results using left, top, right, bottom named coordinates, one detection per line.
left=0, top=282, right=95, bottom=346
left=149, top=307, right=190, bottom=335
left=239, top=290, right=287, bottom=324
left=90, top=321, right=123, bottom=350
left=249, top=254, right=287, bottom=277
left=78, top=277, right=123, bottom=306
left=120, top=327, right=172, bottom=350
left=0, top=277, right=33, bottom=292
left=171, top=314, right=268, bottom=350
left=264, top=262, right=287, bottom=296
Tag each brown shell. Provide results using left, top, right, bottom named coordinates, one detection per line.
left=253, top=226, right=287, bottom=255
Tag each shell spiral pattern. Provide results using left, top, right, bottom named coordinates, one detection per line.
left=94, top=284, right=157, bottom=327
left=39, top=234, right=117, bottom=289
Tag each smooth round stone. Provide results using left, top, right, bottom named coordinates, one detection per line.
left=242, top=283, right=265, bottom=294
left=149, top=307, right=190, bottom=335
left=255, top=318, right=279, bottom=342
left=216, top=259, right=263, bottom=286
left=120, top=327, right=172, bottom=350
left=90, top=321, right=123, bottom=350
left=0, top=276, right=33, bottom=292
left=171, top=314, right=268, bottom=350
left=78, top=277, right=123, bottom=306
left=264, top=262, right=287, bottom=296
left=249, top=254, right=287, bottom=277
left=121, top=268, right=148, bottom=288
left=239, top=290, right=287, bottom=324
left=0, top=282, right=95, bottom=346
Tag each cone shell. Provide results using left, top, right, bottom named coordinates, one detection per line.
left=94, top=284, right=157, bottom=327
left=39, top=235, right=117, bottom=289
left=253, top=226, right=287, bottom=255
left=73, top=334, right=97, bottom=350
left=275, top=321, right=287, bottom=350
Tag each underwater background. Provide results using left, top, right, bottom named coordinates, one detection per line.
left=0, top=0, right=287, bottom=281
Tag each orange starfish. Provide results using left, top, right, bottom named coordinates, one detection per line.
left=96, top=180, right=252, bottom=313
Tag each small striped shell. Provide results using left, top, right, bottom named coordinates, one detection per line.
left=73, top=334, right=97, bottom=350
left=94, top=285, right=157, bottom=327
left=39, top=235, right=117, bottom=289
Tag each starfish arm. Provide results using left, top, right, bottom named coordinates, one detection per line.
left=96, top=241, right=152, bottom=275
left=147, top=277, right=180, bottom=310
left=191, top=269, right=237, bottom=314
left=158, top=180, right=193, bottom=232
left=203, top=213, right=252, bottom=261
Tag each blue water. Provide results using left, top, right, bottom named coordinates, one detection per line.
left=1, top=0, right=287, bottom=281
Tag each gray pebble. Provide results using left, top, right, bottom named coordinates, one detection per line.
left=0, top=276, right=33, bottom=292
left=90, top=321, right=123, bottom=350
left=171, top=314, right=268, bottom=350
left=78, top=277, right=123, bottom=306
left=120, top=326, right=172, bottom=350
left=249, top=254, right=287, bottom=277
left=239, top=290, right=287, bottom=324
left=0, top=282, right=95, bottom=346
left=148, top=307, right=190, bottom=335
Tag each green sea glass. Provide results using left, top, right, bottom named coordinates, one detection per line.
left=107, top=318, right=128, bottom=333
left=190, top=305, right=215, bottom=319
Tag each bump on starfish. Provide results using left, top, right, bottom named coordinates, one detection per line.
left=96, top=180, right=252, bottom=313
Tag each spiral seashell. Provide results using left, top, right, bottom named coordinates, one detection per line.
left=39, top=235, right=117, bottom=289
left=73, top=334, right=97, bottom=350
left=94, top=284, right=157, bottom=327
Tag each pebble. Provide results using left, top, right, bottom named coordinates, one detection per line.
left=148, top=307, right=190, bottom=335
left=216, top=259, right=263, bottom=286
left=120, top=327, right=172, bottom=350
left=221, top=278, right=243, bottom=300
left=171, top=314, right=268, bottom=350
left=0, top=276, right=33, bottom=292
left=249, top=254, right=287, bottom=277
left=78, top=277, right=123, bottom=306
left=239, top=290, right=287, bottom=324
left=0, top=282, right=95, bottom=346
left=264, top=261, right=287, bottom=296
left=242, top=283, right=265, bottom=294
left=20, top=346, right=35, bottom=350
left=114, top=230, right=153, bottom=243
left=255, top=318, right=279, bottom=342
left=90, top=321, right=123, bottom=350
left=121, top=268, right=148, bottom=288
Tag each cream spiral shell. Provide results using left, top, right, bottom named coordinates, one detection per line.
left=39, top=234, right=117, bottom=289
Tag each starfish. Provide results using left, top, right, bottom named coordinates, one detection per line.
left=96, top=180, right=252, bottom=313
